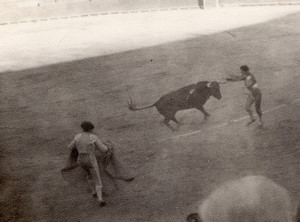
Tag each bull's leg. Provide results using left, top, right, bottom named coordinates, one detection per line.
left=163, top=116, right=177, bottom=131
left=197, top=106, right=210, bottom=120
left=170, top=115, right=181, bottom=130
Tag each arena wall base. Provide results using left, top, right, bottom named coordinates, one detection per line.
left=1, top=0, right=300, bottom=24
left=0, top=0, right=202, bottom=23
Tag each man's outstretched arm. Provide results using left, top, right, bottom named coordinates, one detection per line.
left=226, top=74, right=246, bottom=82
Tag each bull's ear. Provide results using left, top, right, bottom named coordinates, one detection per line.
left=207, top=82, right=212, bottom=88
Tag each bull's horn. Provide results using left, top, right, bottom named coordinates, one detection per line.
left=207, top=82, right=212, bottom=87
left=127, top=97, right=137, bottom=110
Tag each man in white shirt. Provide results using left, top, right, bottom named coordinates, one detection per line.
left=65, top=121, right=134, bottom=207
left=68, top=121, right=109, bottom=207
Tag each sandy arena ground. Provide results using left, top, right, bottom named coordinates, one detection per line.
left=1, top=6, right=300, bottom=222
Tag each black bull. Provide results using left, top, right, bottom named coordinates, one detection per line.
left=128, top=81, right=222, bottom=130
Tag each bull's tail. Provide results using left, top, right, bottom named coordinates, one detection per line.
left=127, top=98, right=156, bottom=111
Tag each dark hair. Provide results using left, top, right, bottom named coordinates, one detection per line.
left=240, top=65, right=249, bottom=72
left=186, top=213, right=201, bottom=222
left=80, top=121, right=95, bottom=132
left=296, top=203, right=300, bottom=222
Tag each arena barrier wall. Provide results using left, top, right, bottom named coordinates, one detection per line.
left=1, top=0, right=300, bottom=23
left=218, top=0, right=300, bottom=6
left=0, top=0, right=200, bottom=23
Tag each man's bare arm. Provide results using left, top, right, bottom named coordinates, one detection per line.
left=226, top=74, right=246, bottom=82
left=95, top=138, right=109, bottom=152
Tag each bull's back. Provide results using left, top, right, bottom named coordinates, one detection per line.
left=155, top=84, right=196, bottom=113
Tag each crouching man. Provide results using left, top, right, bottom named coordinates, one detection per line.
left=63, top=121, right=134, bottom=207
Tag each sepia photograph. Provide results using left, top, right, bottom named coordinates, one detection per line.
left=0, top=0, right=300, bottom=221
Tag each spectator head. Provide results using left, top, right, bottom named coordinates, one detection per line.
left=199, top=176, right=293, bottom=222
left=186, top=213, right=201, bottom=222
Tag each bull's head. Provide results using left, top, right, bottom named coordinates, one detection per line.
left=207, top=81, right=222, bottom=100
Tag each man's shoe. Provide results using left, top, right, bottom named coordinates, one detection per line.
left=258, top=120, right=263, bottom=128
left=99, top=201, right=107, bottom=207
left=124, top=177, right=135, bottom=182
